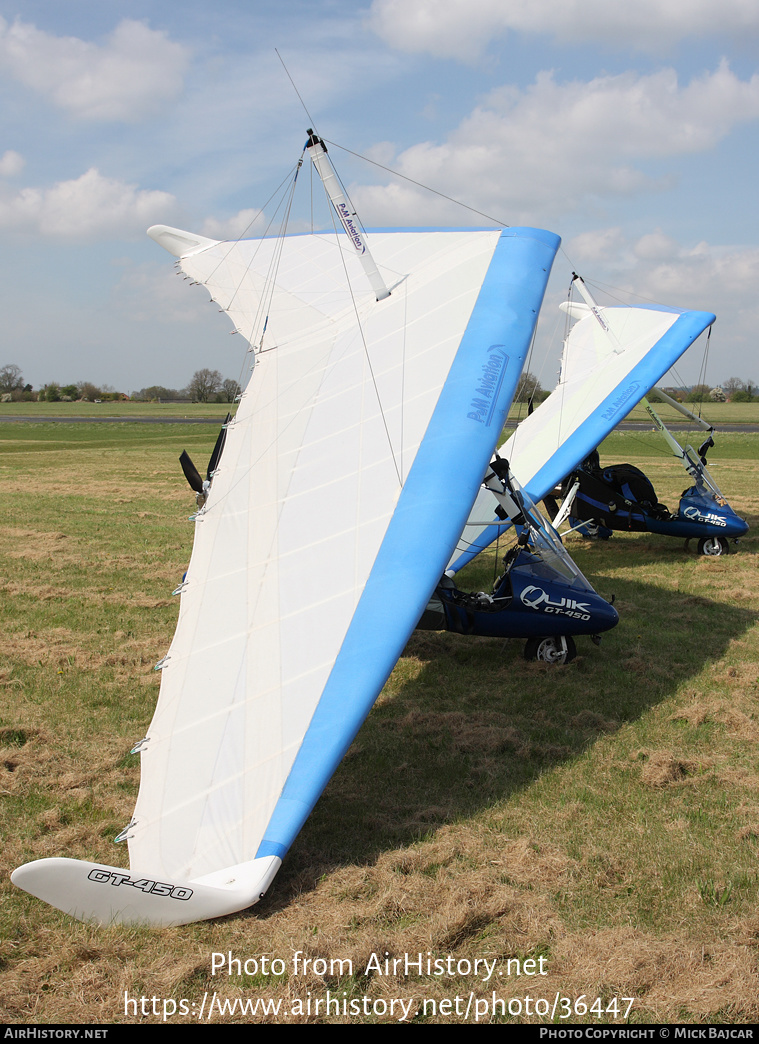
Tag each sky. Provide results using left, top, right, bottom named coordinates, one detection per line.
left=1, top=0, right=758, bottom=395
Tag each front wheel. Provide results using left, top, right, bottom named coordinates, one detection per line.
left=523, top=635, right=577, bottom=665
left=697, top=536, right=730, bottom=556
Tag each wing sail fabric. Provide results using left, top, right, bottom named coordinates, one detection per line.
left=127, top=225, right=559, bottom=886
left=450, top=301, right=715, bottom=571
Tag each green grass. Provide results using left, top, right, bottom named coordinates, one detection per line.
left=4, top=397, right=756, bottom=424
left=0, top=401, right=237, bottom=419
left=619, top=399, right=759, bottom=426
left=504, top=399, right=759, bottom=426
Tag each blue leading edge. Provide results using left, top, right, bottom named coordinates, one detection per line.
left=256, top=227, right=561, bottom=862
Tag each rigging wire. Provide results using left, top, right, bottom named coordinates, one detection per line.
left=202, top=160, right=303, bottom=298
left=275, top=49, right=508, bottom=229
left=323, top=139, right=511, bottom=228
left=275, top=49, right=318, bottom=130
left=315, top=172, right=404, bottom=488
left=572, top=275, right=717, bottom=442
left=226, top=160, right=305, bottom=395
left=190, top=159, right=307, bottom=395
left=255, top=156, right=305, bottom=352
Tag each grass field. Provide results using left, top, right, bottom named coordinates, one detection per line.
left=3, top=398, right=759, bottom=425
left=0, top=401, right=236, bottom=420
left=1, top=420, right=758, bottom=1024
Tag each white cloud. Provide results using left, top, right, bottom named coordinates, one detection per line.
left=0, top=150, right=24, bottom=177
left=633, top=230, right=682, bottom=260
left=200, top=209, right=269, bottom=241
left=634, top=241, right=759, bottom=304
left=368, top=0, right=759, bottom=59
left=348, top=64, right=759, bottom=225
left=567, top=227, right=759, bottom=300
left=560, top=227, right=759, bottom=380
left=0, top=17, right=189, bottom=121
left=111, top=261, right=218, bottom=326
left=565, top=227, right=628, bottom=264
left=0, top=168, right=177, bottom=238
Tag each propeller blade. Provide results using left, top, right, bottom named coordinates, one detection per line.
left=207, top=413, right=231, bottom=480
left=179, top=450, right=204, bottom=494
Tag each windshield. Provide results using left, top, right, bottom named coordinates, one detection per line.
left=507, top=472, right=597, bottom=593
left=682, top=445, right=728, bottom=501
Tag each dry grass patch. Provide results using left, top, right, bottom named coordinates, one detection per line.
left=551, top=927, right=759, bottom=1023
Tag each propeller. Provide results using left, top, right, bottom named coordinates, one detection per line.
left=207, top=413, right=231, bottom=477
left=179, top=450, right=204, bottom=494
left=179, top=413, right=231, bottom=502
left=698, top=435, right=714, bottom=466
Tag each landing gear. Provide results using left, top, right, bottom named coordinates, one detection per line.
left=697, top=536, right=730, bottom=557
left=524, top=635, right=577, bottom=665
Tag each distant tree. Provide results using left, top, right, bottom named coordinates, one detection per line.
left=723, top=377, right=746, bottom=398
left=514, top=372, right=544, bottom=404
left=77, top=381, right=102, bottom=401
left=0, top=364, right=23, bottom=394
left=43, top=383, right=61, bottom=402
left=686, top=384, right=711, bottom=403
left=723, top=377, right=756, bottom=401
left=189, top=368, right=223, bottom=403
left=132, top=385, right=189, bottom=401
left=709, top=386, right=726, bottom=402
left=220, top=377, right=241, bottom=402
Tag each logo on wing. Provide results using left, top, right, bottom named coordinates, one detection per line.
left=468, top=345, right=510, bottom=426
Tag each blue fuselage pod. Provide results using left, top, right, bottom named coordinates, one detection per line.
left=571, top=473, right=748, bottom=542
left=503, top=566, right=618, bottom=637
left=424, top=549, right=618, bottom=640
left=651, top=488, right=748, bottom=540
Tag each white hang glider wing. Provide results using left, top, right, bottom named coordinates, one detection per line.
left=450, top=275, right=716, bottom=571
left=12, top=143, right=560, bottom=923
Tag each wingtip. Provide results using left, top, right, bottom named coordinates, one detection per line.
left=147, top=224, right=220, bottom=258
left=12, top=855, right=282, bottom=927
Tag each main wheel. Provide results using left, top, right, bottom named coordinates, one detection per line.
left=523, top=635, right=577, bottom=665
left=697, top=536, right=729, bottom=557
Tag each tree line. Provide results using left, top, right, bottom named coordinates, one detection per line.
left=2, top=362, right=757, bottom=406
left=0, top=366, right=241, bottom=404
left=654, top=377, right=758, bottom=403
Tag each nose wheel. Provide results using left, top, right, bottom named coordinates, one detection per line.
left=524, top=635, right=577, bottom=664
left=697, top=536, right=730, bottom=556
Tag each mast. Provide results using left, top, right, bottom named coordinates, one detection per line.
left=305, top=130, right=391, bottom=301
left=571, top=274, right=714, bottom=477
left=570, top=273, right=622, bottom=351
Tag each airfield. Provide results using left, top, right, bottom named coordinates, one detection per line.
left=1, top=401, right=758, bottom=1024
